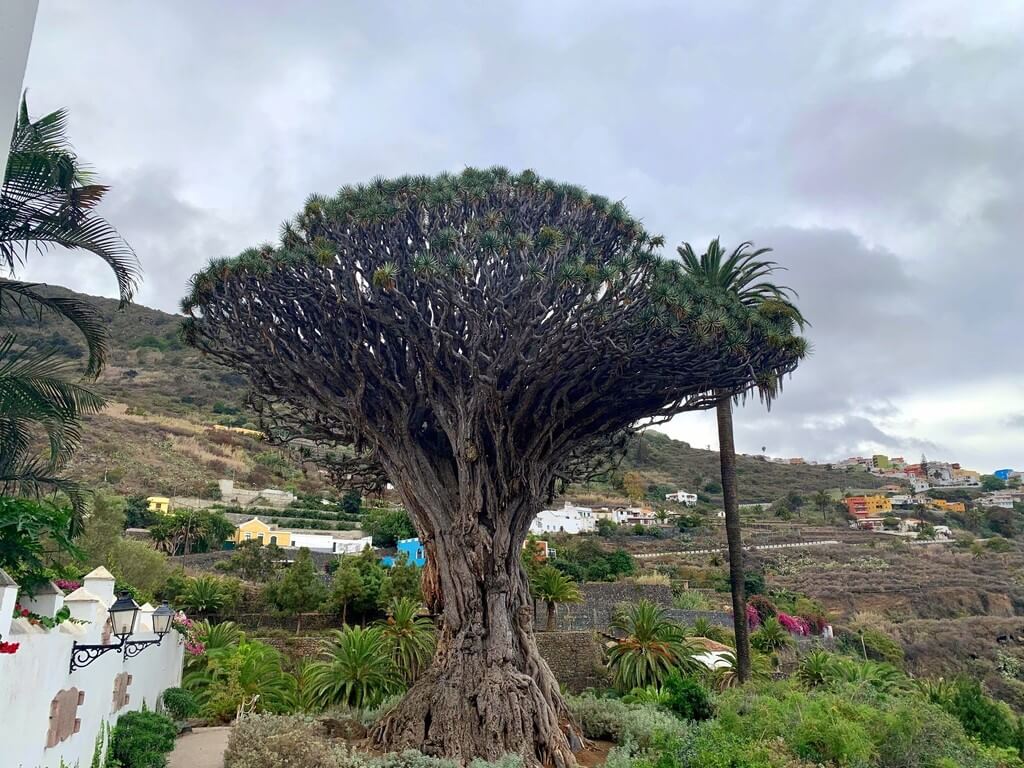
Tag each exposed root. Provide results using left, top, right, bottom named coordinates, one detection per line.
left=371, top=661, right=579, bottom=767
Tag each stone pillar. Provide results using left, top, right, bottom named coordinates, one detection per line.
left=82, top=566, right=116, bottom=606
left=63, top=588, right=104, bottom=644
left=18, top=580, right=64, bottom=618
left=137, top=603, right=154, bottom=635
left=0, top=568, right=18, bottom=640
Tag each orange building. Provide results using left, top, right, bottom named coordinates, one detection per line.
left=844, top=495, right=893, bottom=518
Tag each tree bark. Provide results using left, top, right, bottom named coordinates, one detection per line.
left=546, top=601, right=556, bottom=632
left=372, top=525, right=578, bottom=767
left=717, top=397, right=750, bottom=683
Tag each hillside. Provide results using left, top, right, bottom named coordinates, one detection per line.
left=12, top=286, right=882, bottom=502
left=574, top=429, right=885, bottom=505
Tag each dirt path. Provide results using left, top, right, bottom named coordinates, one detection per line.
left=169, top=726, right=231, bottom=768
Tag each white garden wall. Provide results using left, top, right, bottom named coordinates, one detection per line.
left=0, top=568, right=184, bottom=768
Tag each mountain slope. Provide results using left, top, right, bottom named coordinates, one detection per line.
left=10, top=286, right=881, bottom=501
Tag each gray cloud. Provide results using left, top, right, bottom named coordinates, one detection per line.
left=17, top=0, right=1024, bottom=469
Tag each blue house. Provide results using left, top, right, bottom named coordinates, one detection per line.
left=994, top=469, right=1014, bottom=481
left=381, top=537, right=427, bottom=568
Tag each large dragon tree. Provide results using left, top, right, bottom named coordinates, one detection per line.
left=182, top=168, right=806, bottom=765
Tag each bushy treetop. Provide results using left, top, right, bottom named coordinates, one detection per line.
left=182, top=168, right=805, bottom=498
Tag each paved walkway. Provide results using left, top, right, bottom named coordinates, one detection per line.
left=169, top=726, right=231, bottom=768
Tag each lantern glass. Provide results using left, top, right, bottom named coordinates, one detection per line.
left=108, top=592, right=140, bottom=640
left=152, top=602, right=174, bottom=636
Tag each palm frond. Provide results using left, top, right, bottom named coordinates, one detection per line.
left=0, top=279, right=108, bottom=376
left=1, top=94, right=139, bottom=305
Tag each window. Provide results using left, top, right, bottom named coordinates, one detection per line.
left=270, top=536, right=277, bottom=545
left=244, top=532, right=252, bottom=540
left=257, top=533, right=264, bottom=542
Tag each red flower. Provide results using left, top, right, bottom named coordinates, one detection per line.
left=0, top=641, right=19, bottom=654
left=20, top=609, right=29, bottom=617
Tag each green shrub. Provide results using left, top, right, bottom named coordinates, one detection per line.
left=224, top=714, right=526, bottom=768
left=941, top=678, right=1020, bottom=750
left=838, top=626, right=905, bottom=666
left=565, top=693, right=687, bottom=747
left=224, top=714, right=349, bottom=768
left=663, top=674, right=714, bottom=722
left=110, top=710, right=178, bottom=768
left=161, top=687, right=198, bottom=721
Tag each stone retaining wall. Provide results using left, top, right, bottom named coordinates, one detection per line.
left=534, top=581, right=731, bottom=631
left=259, top=630, right=612, bottom=693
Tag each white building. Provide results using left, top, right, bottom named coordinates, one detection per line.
left=664, top=490, right=698, bottom=506
left=594, top=507, right=630, bottom=525
left=889, top=494, right=917, bottom=507
left=289, top=530, right=373, bottom=554
left=624, top=507, right=658, bottom=525
left=978, top=493, right=1016, bottom=510
left=530, top=502, right=595, bottom=535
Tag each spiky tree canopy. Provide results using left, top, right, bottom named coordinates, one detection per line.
left=183, top=168, right=805, bottom=501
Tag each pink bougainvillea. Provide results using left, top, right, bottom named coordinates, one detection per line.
left=55, top=579, right=81, bottom=593
left=746, top=602, right=761, bottom=629
left=172, top=611, right=205, bottom=656
left=777, top=612, right=810, bottom=636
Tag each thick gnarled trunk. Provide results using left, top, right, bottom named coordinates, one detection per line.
left=372, top=517, right=578, bottom=767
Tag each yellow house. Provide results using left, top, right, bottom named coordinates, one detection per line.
left=232, top=517, right=292, bottom=547
left=146, top=496, right=171, bottom=515
left=930, top=499, right=966, bottom=514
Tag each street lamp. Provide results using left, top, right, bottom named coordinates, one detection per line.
left=69, top=594, right=175, bottom=672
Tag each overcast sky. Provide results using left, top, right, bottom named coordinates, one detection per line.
left=19, top=1, right=1024, bottom=471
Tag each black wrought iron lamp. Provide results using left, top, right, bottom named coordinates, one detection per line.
left=123, top=602, right=175, bottom=659
left=69, top=594, right=173, bottom=672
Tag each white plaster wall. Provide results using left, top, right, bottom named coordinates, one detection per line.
left=289, top=532, right=336, bottom=551
left=0, top=606, right=184, bottom=768
left=0, top=2, right=37, bottom=181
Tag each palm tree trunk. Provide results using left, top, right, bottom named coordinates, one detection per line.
left=717, top=397, right=750, bottom=683
left=546, top=601, right=556, bottom=631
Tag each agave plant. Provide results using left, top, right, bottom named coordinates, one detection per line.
left=607, top=600, right=698, bottom=692
left=306, top=625, right=401, bottom=710
left=375, top=597, right=436, bottom=684
left=914, top=676, right=954, bottom=706
left=795, top=649, right=838, bottom=688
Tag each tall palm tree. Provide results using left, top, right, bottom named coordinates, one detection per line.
left=0, top=95, right=137, bottom=532
left=606, top=599, right=698, bottom=691
left=375, top=597, right=436, bottom=684
left=530, top=565, right=582, bottom=631
left=678, top=239, right=807, bottom=683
